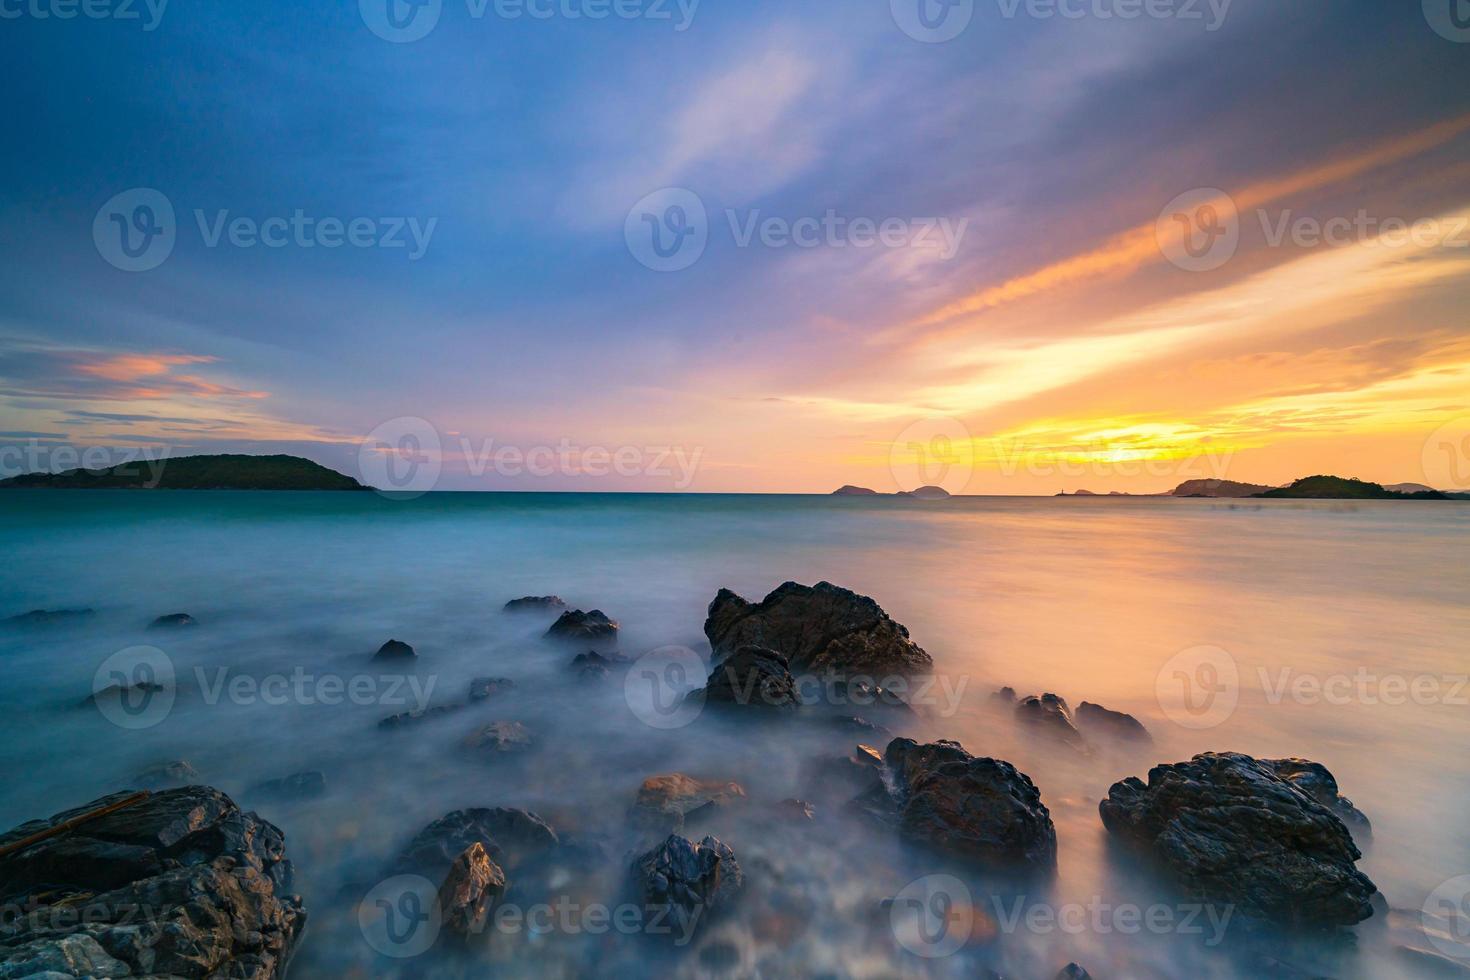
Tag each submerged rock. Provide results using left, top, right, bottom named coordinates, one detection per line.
left=132, top=759, right=199, bottom=789
left=633, top=774, right=747, bottom=834
left=801, top=744, right=886, bottom=805
left=504, top=595, right=566, bottom=613
left=1263, top=758, right=1372, bottom=840
left=2, top=607, right=94, bottom=626
left=1075, top=701, right=1152, bottom=743
left=883, top=737, right=1058, bottom=873
left=1057, top=965, right=1093, bottom=980
left=0, top=786, right=304, bottom=979
left=630, top=834, right=743, bottom=941
left=81, top=680, right=166, bottom=710
left=1015, top=693, right=1086, bottom=752
left=397, top=807, right=559, bottom=877
left=249, top=771, right=326, bottom=801
left=378, top=703, right=464, bottom=729
left=148, top=612, right=197, bottom=629
left=545, top=609, right=619, bottom=646
left=460, top=721, right=533, bottom=755
left=1099, top=752, right=1377, bottom=927
left=468, top=676, right=515, bottom=702
left=371, top=638, right=416, bottom=661
left=696, top=646, right=801, bottom=711
left=703, top=581, right=933, bottom=678
left=437, top=842, right=506, bottom=938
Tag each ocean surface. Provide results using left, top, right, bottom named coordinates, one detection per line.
left=2, top=490, right=1468, bottom=979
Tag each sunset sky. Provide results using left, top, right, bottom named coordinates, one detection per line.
left=2, top=0, right=1469, bottom=493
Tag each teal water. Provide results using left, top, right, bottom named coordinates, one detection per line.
left=2, top=491, right=1468, bottom=978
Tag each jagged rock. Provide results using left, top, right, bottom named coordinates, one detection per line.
left=838, top=677, right=915, bottom=714
left=1263, top=758, right=1372, bottom=840
left=0, top=786, right=304, bottom=980
left=630, top=835, right=743, bottom=941
left=545, top=609, right=619, bottom=646
left=704, top=581, right=932, bottom=679
left=248, top=771, right=326, bottom=801
left=1075, top=701, right=1152, bottom=743
left=436, top=842, right=506, bottom=937
left=397, top=808, right=559, bottom=877
left=132, top=760, right=199, bottom=789
left=632, top=774, right=746, bottom=834
left=882, top=738, right=1057, bottom=873
left=148, top=612, right=197, bottom=629
left=775, top=799, right=815, bottom=821
left=1099, top=752, right=1377, bottom=927
left=991, top=686, right=1017, bottom=705
left=378, top=703, right=464, bottom=729
left=504, top=596, right=565, bottom=612
left=2, top=608, right=94, bottom=626
left=371, top=638, right=415, bottom=661
left=468, top=677, right=514, bottom=702
left=460, top=721, right=533, bottom=755
left=801, top=744, right=885, bottom=804
left=569, top=650, right=630, bottom=669
left=1057, top=965, right=1093, bottom=980
left=696, top=646, right=800, bottom=710
left=1015, top=693, right=1086, bottom=751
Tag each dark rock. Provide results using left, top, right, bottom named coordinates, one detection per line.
left=397, top=807, right=559, bottom=877
left=697, top=646, right=801, bottom=710
left=699, top=940, right=743, bottom=971
left=990, top=686, right=1017, bottom=705
left=468, top=676, right=515, bottom=702
left=378, top=703, right=464, bottom=729
left=372, top=638, right=415, bottom=661
left=630, top=834, right=743, bottom=940
left=1262, top=758, right=1372, bottom=840
left=1075, top=701, right=1152, bottom=743
left=504, top=595, right=566, bottom=613
left=576, top=663, right=611, bottom=683
left=1015, top=693, right=1086, bottom=751
left=2, top=607, right=94, bottom=626
left=775, top=799, right=815, bottom=821
left=569, top=650, right=630, bottom=669
left=883, top=737, right=1058, bottom=873
left=148, top=612, right=197, bottom=629
left=704, top=581, right=933, bottom=678
left=633, top=774, right=746, bottom=835
left=81, top=680, right=166, bottom=710
left=460, top=721, right=533, bottom=755
left=1057, top=965, right=1092, bottom=980
left=249, top=771, right=326, bottom=801
left=0, top=786, right=304, bottom=979
left=801, top=744, right=885, bottom=803
left=838, top=677, right=915, bottom=714
left=545, top=609, right=619, bottom=646
left=1099, top=752, right=1377, bottom=927
left=822, top=714, right=891, bottom=737
left=132, top=759, right=199, bottom=789
left=436, top=842, right=506, bottom=937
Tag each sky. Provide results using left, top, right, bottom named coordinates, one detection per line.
left=1, top=0, right=1469, bottom=494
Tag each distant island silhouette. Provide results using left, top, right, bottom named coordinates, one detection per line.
left=0, top=454, right=366, bottom=491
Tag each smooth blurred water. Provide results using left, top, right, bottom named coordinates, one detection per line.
left=2, top=490, right=1468, bottom=978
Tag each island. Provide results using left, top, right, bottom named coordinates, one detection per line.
left=831, top=485, right=880, bottom=496
left=1170, top=479, right=1275, bottom=498
left=0, top=454, right=368, bottom=491
left=896, top=485, right=951, bottom=500
left=1256, top=475, right=1448, bottom=500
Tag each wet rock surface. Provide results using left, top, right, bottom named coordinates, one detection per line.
left=468, top=676, right=515, bottom=702
left=397, top=807, right=561, bottom=877
left=1263, top=758, right=1372, bottom=840
left=882, top=737, right=1058, bottom=873
left=630, top=834, right=743, bottom=941
left=504, top=595, right=566, bottom=612
left=1015, top=693, right=1087, bottom=752
left=0, top=786, right=304, bottom=980
left=371, top=638, right=416, bottom=661
left=704, top=581, right=933, bottom=678
left=545, top=609, right=619, bottom=646
left=147, top=612, right=197, bottom=629
left=633, top=774, right=747, bottom=835
left=460, top=720, right=533, bottom=755
left=436, top=842, right=507, bottom=938
left=378, top=703, right=464, bottom=729
left=696, top=645, right=801, bottom=711
left=1075, top=701, right=1152, bottom=743
left=1099, top=752, right=1377, bottom=927
left=131, top=759, right=200, bottom=789
left=248, top=771, right=326, bottom=802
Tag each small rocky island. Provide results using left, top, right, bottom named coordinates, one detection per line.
left=0, top=454, right=366, bottom=491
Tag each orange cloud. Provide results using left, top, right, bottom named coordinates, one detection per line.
left=72, top=353, right=216, bottom=383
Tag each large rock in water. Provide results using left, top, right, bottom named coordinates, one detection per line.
left=397, top=807, right=559, bottom=876
left=695, top=645, right=801, bottom=711
left=881, top=738, right=1057, bottom=873
left=704, top=581, right=932, bottom=678
left=1262, top=758, right=1372, bottom=840
left=1099, top=752, right=1377, bottom=927
left=0, top=787, right=304, bottom=979
left=544, top=609, right=619, bottom=646
left=630, top=834, right=743, bottom=941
